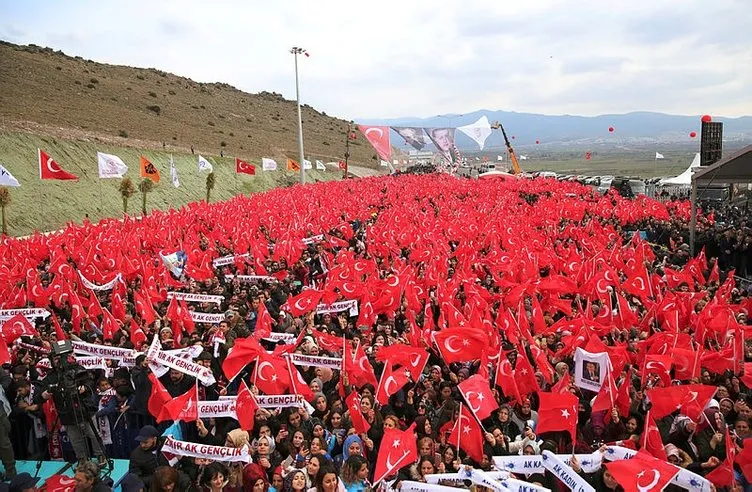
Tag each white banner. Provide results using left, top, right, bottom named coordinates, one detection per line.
left=457, top=115, right=493, bottom=150
left=0, top=164, right=20, bottom=187
left=262, top=333, right=296, bottom=344
left=604, top=446, right=711, bottom=492
left=72, top=341, right=137, bottom=360
left=302, top=234, right=324, bottom=245
left=167, top=292, right=224, bottom=305
left=198, top=399, right=237, bottom=419
left=303, top=159, right=312, bottom=170
left=37, top=356, right=107, bottom=371
left=198, top=155, right=214, bottom=173
left=574, top=348, right=610, bottom=392
left=97, top=152, right=128, bottom=179
left=15, top=341, right=50, bottom=353
left=316, top=160, right=326, bottom=170
left=492, top=453, right=602, bottom=475
left=190, top=312, right=225, bottom=324
left=225, top=274, right=277, bottom=283
left=148, top=337, right=216, bottom=386
left=262, top=158, right=277, bottom=171
left=150, top=345, right=206, bottom=377
left=0, top=308, right=50, bottom=321
left=162, top=436, right=251, bottom=463
left=256, top=394, right=306, bottom=409
left=212, top=254, right=250, bottom=267
left=78, top=271, right=122, bottom=291
left=315, top=299, right=359, bottom=317
left=288, top=353, right=342, bottom=370
left=540, top=451, right=594, bottom=492
left=399, top=481, right=472, bottom=492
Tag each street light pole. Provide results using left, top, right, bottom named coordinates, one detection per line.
left=291, top=47, right=306, bottom=185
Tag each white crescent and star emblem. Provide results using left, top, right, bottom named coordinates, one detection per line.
left=257, top=361, right=276, bottom=382
left=365, top=127, right=384, bottom=139
left=444, top=336, right=463, bottom=354
left=636, top=470, right=660, bottom=492
left=47, top=157, right=59, bottom=174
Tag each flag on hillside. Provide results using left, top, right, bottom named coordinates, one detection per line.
left=287, top=159, right=300, bottom=172
left=497, top=155, right=504, bottom=161
left=97, top=152, right=128, bottom=178
left=140, top=156, right=160, bottom=183
left=0, top=164, right=20, bottom=187
left=316, top=160, right=326, bottom=170
left=303, top=159, right=312, bottom=170
left=655, top=152, right=665, bottom=159
left=520, top=155, right=528, bottom=160
left=338, top=160, right=346, bottom=170
left=39, top=149, right=78, bottom=180
left=262, top=158, right=277, bottom=171
left=170, top=155, right=180, bottom=188
left=585, top=152, right=592, bottom=160
left=197, top=155, right=213, bottom=173
left=236, top=158, right=255, bottom=175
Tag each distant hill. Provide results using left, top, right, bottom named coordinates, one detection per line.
left=0, top=41, right=380, bottom=166
left=361, top=110, right=752, bottom=151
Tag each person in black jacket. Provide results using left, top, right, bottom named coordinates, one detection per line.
left=128, top=425, right=159, bottom=490
left=159, top=369, right=195, bottom=398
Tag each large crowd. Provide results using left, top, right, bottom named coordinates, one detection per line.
left=0, top=173, right=750, bottom=492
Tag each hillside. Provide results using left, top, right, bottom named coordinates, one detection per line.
left=0, top=41, right=380, bottom=165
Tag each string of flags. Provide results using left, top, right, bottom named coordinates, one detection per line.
left=0, top=149, right=336, bottom=187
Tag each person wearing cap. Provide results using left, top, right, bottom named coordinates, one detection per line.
left=8, top=472, right=38, bottom=492
left=118, top=473, right=144, bottom=492
left=129, top=426, right=159, bottom=489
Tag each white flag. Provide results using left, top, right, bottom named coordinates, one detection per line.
left=520, top=155, right=528, bottom=160
left=198, top=155, right=213, bottom=173
left=380, top=160, right=389, bottom=167
left=97, top=152, right=128, bottom=179
left=457, top=115, right=493, bottom=150
left=261, top=158, right=277, bottom=171
left=316, top=160, right=326, bottom=170
left=170, top=155, right=180, bottom=188
left=303, top=159, right=312, bottom=170
left=497, top=155, right=504, bottom=161
left=655, top=152, right=665, bottom=159
left=0, top=164, right=20, bottom=187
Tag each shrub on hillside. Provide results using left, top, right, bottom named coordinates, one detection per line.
left=220, top=141, right=227, bottom=147
left=148, top=91, right=157, bottom=98
left=119, top=130, right=128, bottom=138
left=146, top=105, right=161, bottom=115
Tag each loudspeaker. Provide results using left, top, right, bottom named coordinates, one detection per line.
left=700, top=121, right=723, bottom=166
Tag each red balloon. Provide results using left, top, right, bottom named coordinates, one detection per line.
left=701, top=115, right=712, bottom=123
left=689, top=131, right=697, bottom=138
left=535, top=140, right=540, bottom=145
left=608, top=126, right=615, bottom=133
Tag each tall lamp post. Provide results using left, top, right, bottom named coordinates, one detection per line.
left=290, top=47, right=307, bottom=185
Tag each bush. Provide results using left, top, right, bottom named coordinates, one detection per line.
left=220, top=141, right=227, bottom=147
left=86, top=83, right=95, bottom=89
left=146, top=105, right=161, bottom=115
left=207, top=121, right=215, bottom=127
left=55, top=66, right=62, bottom=71
left=74, top=80, right=82, bottom=85
left=148, top=91, right=157, bottom=98
left=191, top=105, right=199, bottom=109
left=168, top=90, right=176, bottom=95
left=90, top=78, right=99, bottom=84
left=136, top=74, right=145, bottom=80
left=119, top=130, right=128, bottom=138
left=229, top=132, right=234, bottom=137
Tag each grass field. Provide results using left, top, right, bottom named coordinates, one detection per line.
left=0, top=131, right=352, bottom=236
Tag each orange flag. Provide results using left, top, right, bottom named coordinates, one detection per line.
left=140, top=156, right=160, bottom=183
left=286, top=158, right=300, bottom=172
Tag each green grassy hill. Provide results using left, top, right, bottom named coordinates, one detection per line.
left=0, top=131, right=348, bottom=236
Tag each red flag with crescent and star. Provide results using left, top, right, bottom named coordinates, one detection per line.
left=604, top=450, right=679, bottom=492
left=357, top=125, right=391, bottom=162
left=39, top=149, right=78, bottom=180
left=458, top=374, right=498, bottom=421
left=373, top=424, right=417, bottom=484
left=236, top=158, right=256, bottom=175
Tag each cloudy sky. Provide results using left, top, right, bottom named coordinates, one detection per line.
left=2, top=0, right=751, bottom=120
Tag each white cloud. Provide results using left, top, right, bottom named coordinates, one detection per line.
left=1, top=0, right=751, bottom=118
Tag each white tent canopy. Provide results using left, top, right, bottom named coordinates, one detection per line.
left=659, top=153, right=699, bottom=186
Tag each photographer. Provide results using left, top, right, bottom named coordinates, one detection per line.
left=36, top=354, right=105, bottom=465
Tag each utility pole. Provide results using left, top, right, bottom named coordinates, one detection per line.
left=290, top=47, right=307, bottom=185
left=344, top=121, right=353, bottom=179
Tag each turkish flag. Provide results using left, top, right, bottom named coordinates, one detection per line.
left=448, top=405, right=485, bottom=463
left=357, top=125, right=391, bottom=162
left=592, top=372, right=630, bottom=417
left=345, top=391, right=371, bottom=434
left=39, top=149, right=78, bottom=180
left=235, top=381, right=258, bottom=432
left=605, top=450, right=679, bottom=492
left=0, top=314, right=39, bottom=343
left=641, top=411, right=667, bottom=460
left=705, top=426, right=735, bottom=487
left=100, top=307, right=120, bottom=341
left=134, top=291, right=157, bottom=326
left=236, top=158, right=256, bottom=175
left=537, top=391, right=578, bottom=440
left=346, top=341, right=379, bottom=388
left=147, top=373, right=172, bottom=420
left=338, top=160, right=346, bottom=170
left=283, top=288, right=323, bottom=316
left=495, top=355, right=522, bottom=404
left=375, top=360, right=410, bottom=406
left=42, top=474, right=78, bottom=492
left=736, top=438, right=752, bottom=483
left=222, top=335, right=264, bottom=381
left=373, top=424, right=417, bottom=484
left=254, top=300, right=273, bottom=339
left=252, top=353, right=290, bottom=395
left=646, top=384, right=717, bottom=421
left=433, top=326, right=487, bottom=364
left=551, top=371, right=571, bottom=394
left=160, top=384, right=199, bottom=423
left=375, top=344, right=428, bottom=382
left=129, top=319, right=147, bottom=348
left=458, top=374, right=498, bottom=421
left=286, top=356, right=314, bottom=402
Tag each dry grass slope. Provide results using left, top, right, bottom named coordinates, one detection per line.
left=0, top=41, right=379, bottom=165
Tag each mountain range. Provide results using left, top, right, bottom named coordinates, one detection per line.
left=361, top=110, right=752, bottom=151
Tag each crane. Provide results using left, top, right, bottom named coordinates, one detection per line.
left=490, top=121, right=521, bottom=175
